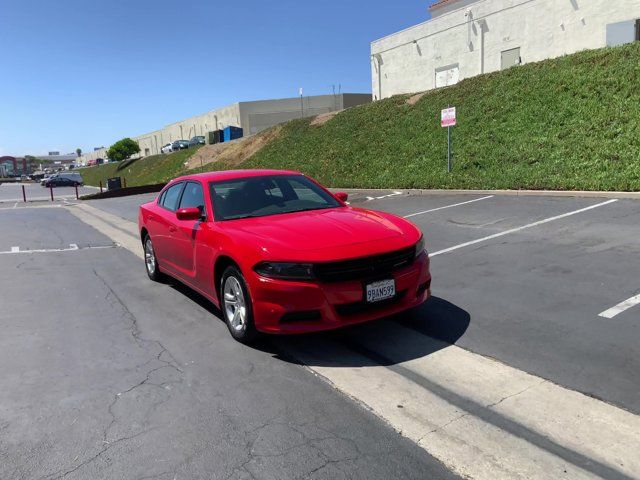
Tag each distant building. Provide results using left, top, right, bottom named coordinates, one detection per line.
left=1, top=154, right=76, bottom=174
left=0, top=156, right=26, bottom=174
left=371, top=0, right=640, bottom=99
left=80, top=93, right=371, bottom=163
left=36, top=153, right=77, bottom=163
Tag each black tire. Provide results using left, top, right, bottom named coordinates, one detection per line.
left=220, top=265, right=257, bottom=343
left=143, top=235, right=164, bottom=282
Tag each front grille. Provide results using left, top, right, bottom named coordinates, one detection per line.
left=335, top=290, right=407, bottom=316
left=314, top=246, right=416, bottom=282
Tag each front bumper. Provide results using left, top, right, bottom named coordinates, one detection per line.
left=249, top=252, right=431, bottom=334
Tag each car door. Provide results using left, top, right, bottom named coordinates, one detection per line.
left=170, top=181, right=207, bottom=281
left=152, top=182, right=185, bottom=274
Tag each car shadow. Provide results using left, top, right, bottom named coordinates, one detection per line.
left=267, top=296, right=470, bottom=368
left=166, top=277, right=470, bottom=369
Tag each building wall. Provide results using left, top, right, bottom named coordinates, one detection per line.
left=239, top=94, right=371, bottom=135
left=78, top=95, right=370, bottom=164
left=371, top=0, right=640, bottom=99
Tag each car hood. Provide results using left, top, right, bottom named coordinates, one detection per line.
left=222, top=207, right=421, bottom=260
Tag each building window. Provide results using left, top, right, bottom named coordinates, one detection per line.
left=606, top=20, right=639, bottom=46
left=501, top=48, right=521, bottom=70
left=435, top=64, right=460, bottom=88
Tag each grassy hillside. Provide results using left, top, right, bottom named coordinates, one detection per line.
left=81, top=43, right=640, bottom=191
left=212, top=43, right=640, bottom=191
left=79, top=147, right=200, bottom=187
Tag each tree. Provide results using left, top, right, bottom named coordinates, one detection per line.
left=106, top=138, right=140, bottom=162
left=76, top=148, right=82, bottom=157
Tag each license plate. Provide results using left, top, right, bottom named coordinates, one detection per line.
left=366, top=279, right=396, bottom=303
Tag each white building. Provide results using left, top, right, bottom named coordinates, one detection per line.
left=371, top=0, right=640, bottom=99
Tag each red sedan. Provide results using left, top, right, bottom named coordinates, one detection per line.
left=138, top=170, right=431, bottom=342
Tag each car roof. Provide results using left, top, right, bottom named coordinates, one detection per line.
left=170, top=169, right=302, bottom=184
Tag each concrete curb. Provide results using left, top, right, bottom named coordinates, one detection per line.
left=341, top=188, right=640, bottom=200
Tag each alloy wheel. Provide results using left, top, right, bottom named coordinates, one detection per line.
left=223, top=276, right=246, bottom=332
left=145, top=238, right=156, bottom=275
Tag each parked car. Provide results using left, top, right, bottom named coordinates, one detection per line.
left=43, top=172, right=83, bottom=187
left=138, top=170, right=431, bottom=343
left=44, top=176, right=79, bottom=187
left=171, top=140, right=189, bottom=150
left=20, top=175, right=29, bottom=182
left=161, top=143, right=173, bottom=154
left=189, top=136, right=205, bottom=147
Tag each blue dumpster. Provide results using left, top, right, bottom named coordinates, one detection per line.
left=223, top=126, right=243, bottom=142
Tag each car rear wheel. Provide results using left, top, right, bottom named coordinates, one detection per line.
left=221, top=266, right=257, bottom=343
left=144, top=235, right=163, bottom=281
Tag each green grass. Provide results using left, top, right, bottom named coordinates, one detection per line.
left=209, top=43, right=640, bottom=191
left=79, top=147, right=200, bottom=187
left=82, top=43, right=640, bottom=192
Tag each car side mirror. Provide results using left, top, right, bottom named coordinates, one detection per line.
left=335, top=192, right=349, bottom=202
left=176, top=207, right=203, bottom=221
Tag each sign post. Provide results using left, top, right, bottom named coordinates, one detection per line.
left=441, top=107, right=457, bottom=173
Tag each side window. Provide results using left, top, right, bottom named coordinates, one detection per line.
left=161, top=183, right=184, bottom=212
left=179, top=182, right=205, bottom=213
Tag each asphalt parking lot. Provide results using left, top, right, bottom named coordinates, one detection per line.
left=89, top=189, right=640, bottom=414
left=0, top=182, right=98, bottom=203
left=2, top=189, right=639, bottom=479
left=0, top=203, right=456, bottom=479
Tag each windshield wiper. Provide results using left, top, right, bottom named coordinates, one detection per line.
left=222, top=206, right=336, bottom=221
left=283, top=206, right=335, bottom=214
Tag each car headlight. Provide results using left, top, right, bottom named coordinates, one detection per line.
left=254, top=262, right=315, bottom=280
left=415, top=235, right=427, bottom=255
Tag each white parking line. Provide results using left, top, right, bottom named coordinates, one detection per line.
left=0, top=244, right=114, bottom=255
left=403, top=195, right=494, bottom=219
left=599, top=294, right=640, bottom=319
left=430, top=199, right=618, bottom=257
left=369, top=191, right=403, bottom=201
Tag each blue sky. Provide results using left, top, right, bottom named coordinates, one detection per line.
left=0, top=0, right=434, bottom=156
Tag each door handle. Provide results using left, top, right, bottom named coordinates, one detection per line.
left=169, top=226, right=177, bottom=233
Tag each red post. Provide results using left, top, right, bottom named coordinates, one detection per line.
left=22, top=185, right=26, bottom=203
left=99, top=180, right=103, bottom=193
left=123, top=177, right=127, bottom=188
left=75, top=184, right=79, bottom=200
left=50, top=186, right=54, bottom=202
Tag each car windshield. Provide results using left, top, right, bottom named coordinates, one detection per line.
left=210, top=174, right=341, bottom=221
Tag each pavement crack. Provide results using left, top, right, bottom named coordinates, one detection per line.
left=419, top=379, right=548, bottom=442
left=486, top=379, right=548, bottom=409
left=91, top=268, right=183, bottom=374
left=36, top=269, right=187, bottom=479
left=42, top=429, right=158, bottom=480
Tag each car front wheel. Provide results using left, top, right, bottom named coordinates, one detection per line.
left=144, top=235, right=163, bottom=281
left=221, top=266, right=257, bottom=343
